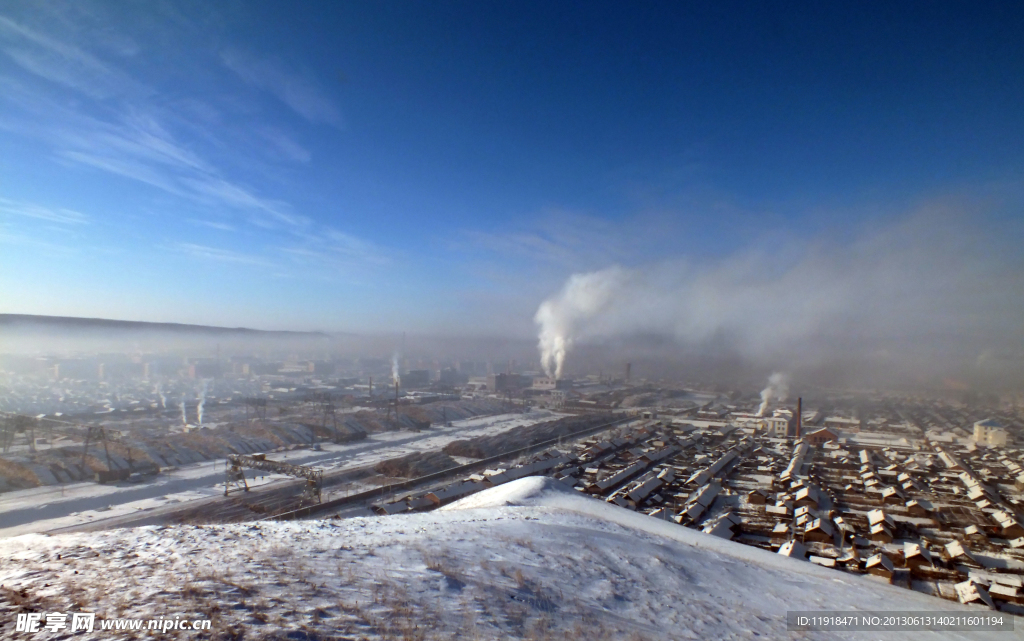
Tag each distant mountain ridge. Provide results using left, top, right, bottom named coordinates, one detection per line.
left=0, top=314, right=329, bottom=337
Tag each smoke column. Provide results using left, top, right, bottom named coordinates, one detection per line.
left=197, top=380, right=208, bottom=425
left=756, top=372, right=790, bottom=416
left=392, top=353, right=401, bottom=386
left=535, top=267, right=628, bottom=378
left=156, top=384, right=166, bottom=409
left=532, top=212, right=1024, bottom=385
left=179, top=396, right=187, bottom=426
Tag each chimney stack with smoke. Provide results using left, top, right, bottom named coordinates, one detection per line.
left=756, top=372, right=789, bottom=417
left=197, top=380, right=208, bottom=426
left=535, top=267, right=628, bottom=379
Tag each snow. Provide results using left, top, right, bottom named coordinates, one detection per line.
left=439, top=474, right=561, bottom=510
left=846, top=432, right=918, bottom=447
left=0, top=411, right=560, bottom=538
left=1, top=476, right=1017, bottom=640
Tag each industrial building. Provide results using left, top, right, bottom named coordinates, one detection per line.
left=976, top=419, right=1009, bottom=447
left=401, top=370, right=431, bottom=388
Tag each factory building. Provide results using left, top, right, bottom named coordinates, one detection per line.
left=532, top=377, right=571, bottom=391
left=974, top=419, right=1009, bottom=447
left=188, top=360, right=223, bottom=379
left=823, top=416, right=861, bottom=432
left=487, top=373, right=530, bottom=392
left=402, top=370, right=431, bottom=389
left=437, top=367, right=467, bottom=387
left=763, top=415, right=789, bottom=436
left=312, top=361, right=335, bottom=376
left=804, top=427, right=838, bottom=446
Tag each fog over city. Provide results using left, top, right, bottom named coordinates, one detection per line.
left=5, top=202, right=1024, bottom=393
left=536, top=207, right=1024, bottom=391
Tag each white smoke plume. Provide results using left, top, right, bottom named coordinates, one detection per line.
left=535, top=267, right=629, bottom=378
left=179, top=396, right=187, bottom=426
left=197, top=380, right=208, bottom=425
left=756, top=372, right=790, bottom=416
left=392, top=353, right=401, bottom=387
left=156, top=384, right=166, bottom=409
left=533, top=212, right=1024, bottom=385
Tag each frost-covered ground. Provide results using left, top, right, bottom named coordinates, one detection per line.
left=1, top=477, right=1016, bottom=640
left=0, top=411, right=561, bottom=538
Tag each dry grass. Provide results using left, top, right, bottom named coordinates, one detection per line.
left=0, top=522, right=660, bottom=641
left=0, top=457, right=43, bottom=487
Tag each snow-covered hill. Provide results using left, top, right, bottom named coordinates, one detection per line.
left=1, top=477, right=1015, bottom=640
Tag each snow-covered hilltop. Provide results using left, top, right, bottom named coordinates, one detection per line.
left=0, top=477, right=1014, bottom=640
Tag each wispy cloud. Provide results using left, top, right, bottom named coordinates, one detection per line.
left=321, top=228, right=390, bottom=265
left=0, top=227, right=79, bottom=254
left=281, top=228, right=392, bottom=272
left=221, top=48, right=343, bottom=128
left=186, top=218, right=235, bottom=232
left=182, top=177, right=307, bottom=229
left=171, top=242, right=273, bottom=266
left=0, top=197, right=89, bottom=225
left=2, top=56, right=312, bottom=232
left=59, top=149, right=188, bottom=196
left=171, top=233, right=391, bottom=281
left=0, top=14, right=147, bottom=99
left=257, top=126, right=312, bottom=163
left=459, top=210, right=644, bottom=270
left=0, top=7, right=385, bottom=286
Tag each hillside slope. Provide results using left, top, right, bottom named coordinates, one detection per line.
left=0, top=477, right=1014, bottom=640
left=0, top=313, right=328, bottom=336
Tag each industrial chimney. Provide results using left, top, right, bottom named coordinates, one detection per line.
left=625, top=362, right=632, bottom=382
left=795, top=397, right=802, bottom=439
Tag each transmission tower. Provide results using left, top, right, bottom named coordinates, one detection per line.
left=1, top=415, right=38, bottom=453
left=244, top=397, right=267, bottom=422
left=80, top=425, right=114, bottom=479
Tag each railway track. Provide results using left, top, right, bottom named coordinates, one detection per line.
left=42, top=413, right=631, bottom=532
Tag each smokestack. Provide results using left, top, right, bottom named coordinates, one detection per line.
left=197, top=380, right=208, bottom=426
left=625, top=362, right=631, bottom=382
left=796, top=397, right=802, bottom=439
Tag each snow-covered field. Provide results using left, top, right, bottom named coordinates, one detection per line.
left=1, top=477, right=1015, bottom=640
left=0, top=411, right=561, bottom=538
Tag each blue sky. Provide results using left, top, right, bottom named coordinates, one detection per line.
left=1, top=1, right=1022, bottom=336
